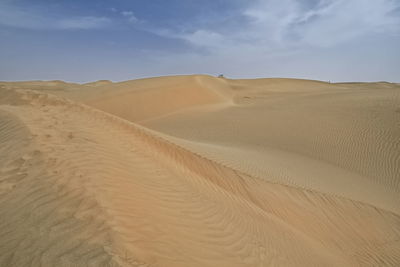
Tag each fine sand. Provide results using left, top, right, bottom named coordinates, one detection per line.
left=0, top=75, right=399, bottom=266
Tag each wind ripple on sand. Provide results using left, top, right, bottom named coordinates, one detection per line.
left=0, top=87, right=399, bottom=266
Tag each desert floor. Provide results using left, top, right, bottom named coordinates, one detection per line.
left=1, top=75, right=399, bottom=266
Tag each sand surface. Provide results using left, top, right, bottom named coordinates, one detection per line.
left=1, top=75, right=399, bottom=266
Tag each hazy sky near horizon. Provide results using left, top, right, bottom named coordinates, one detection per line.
left=0, top=0, right=399, bottom=82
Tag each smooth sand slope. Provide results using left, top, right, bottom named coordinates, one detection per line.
left=0, top=75, right=399, bottom=266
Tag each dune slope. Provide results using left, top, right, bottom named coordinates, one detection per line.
left=0, top=76, right=400, bottom=266
left=142, top=77, right=400, bottom=214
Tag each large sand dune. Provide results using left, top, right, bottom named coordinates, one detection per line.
left=0, top=75, right=399, bottom=266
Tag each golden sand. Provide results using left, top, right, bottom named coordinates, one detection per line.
left=1, top=75, right=399, bottom=266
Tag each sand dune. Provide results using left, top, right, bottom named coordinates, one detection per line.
left=0, top=76, right=399, bottom=266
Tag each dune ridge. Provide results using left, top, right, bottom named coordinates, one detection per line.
left=1, top=77, right=400, bottom=266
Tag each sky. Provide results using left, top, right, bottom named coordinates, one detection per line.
left=0, top=0, right=399, bottom=82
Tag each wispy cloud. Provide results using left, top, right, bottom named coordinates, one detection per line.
left=121, top=11, right=134, bottom=17
left=1, top=0, right=399, bottom=82
left=170, top=0, right=400, bottom=50
left=134, top=0, right=400, bottom=82
left=0, top=2, right=111, bottom=30
left=121, top=11, right=139, bottom=23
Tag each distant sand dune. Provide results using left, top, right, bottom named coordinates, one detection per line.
left=75, top=75, right=232, bottom=122
left=0, top=76, right=400, bottom=266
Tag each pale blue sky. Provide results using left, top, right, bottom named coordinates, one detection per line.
left=0, top=0, right=399, bottom=82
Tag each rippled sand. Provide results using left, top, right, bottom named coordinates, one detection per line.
left=1, top=75, right=399, bottom=266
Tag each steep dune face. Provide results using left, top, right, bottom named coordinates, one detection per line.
left=0, top=77, right=400, bottom=266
